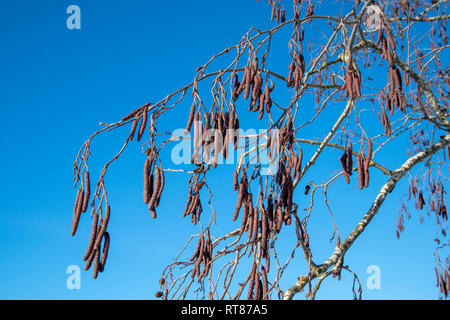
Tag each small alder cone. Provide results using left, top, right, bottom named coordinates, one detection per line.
left=81, top=171, right=90, bottom=213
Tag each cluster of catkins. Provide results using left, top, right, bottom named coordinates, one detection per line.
left=143, top=151, right=165, bottom=219
left=340, top=143, right=353, bottom=184
left=287, top=48, right=306, bottom=90
left=72, top=171, right=110, bottom=279
left=409, top=177, right=448, bottom=221
left=232, top=57, right=274, bottom=120
left=123, top=102, right=151, bottom=142
left=342, top=55, right=361, bottom=100
left=183, top=180, right=203, bottom=225
left=185, top=106, right=240, bottom=167
left=377, top=27, right=406, bottom=113
left=247, top=261, right=269, bottom=300
left=435, top=267, right=450, bottom=299
left=189, top=230, right=213, bottom=281
left=269, top=0, right=285, bottom=23
left=356, top=139, right=373, bottom=190
left=72, top=171, right=91, bottom=237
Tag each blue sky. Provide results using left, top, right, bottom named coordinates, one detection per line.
left=0, top=0, right=447, bottom=300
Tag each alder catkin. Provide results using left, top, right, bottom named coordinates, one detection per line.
left=137, top=108, right=148, bottom=142
left=83, top=213, right=99, bottom=261
left=94, top=205, right=110, bottom=250
left=143, top=158, right=151, bottom=204
left=82, top=171, right=90, bottom=213
left=92, top=247, right=101, bottom=279
left=185, top=103, right=196, bottom=134
left=99, top=231, right=110, bottom=272
left=71, top=188, right=83, bottom=236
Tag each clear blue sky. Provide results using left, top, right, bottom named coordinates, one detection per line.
left=0, top=0, right=446, bottom=299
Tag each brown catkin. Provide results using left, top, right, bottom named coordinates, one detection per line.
left=94, top=205, right=110, bottom=250
left=121, top=103, right=150, bottom=122
left=155, top=166, right=165, bottom=207
left=261, top=266, right=269, bottom=300
left=148, top=165, right=161, bottom=211
left=189, top=236, right=202, bottom=262
left=357, top=154, right=365, bottom=190
left=143, top=158, right=151, bottom=204
left=92, top=247, right=101, bottom=279
left=233, top=178, right=246, bottom=221
left=128, top=117, right=139, bottom=141
left=247, top=261, right=257, bottom=300
left=99, top=232, right=110, bottom=272
left=71, top=188, right=84, bottom=236
left=261, top=206, right=268, bottom=258
left=185, top=103, right=196, bottom=134
left=137, top=108, right=148, bottom=141
left=82, top=171, right=90, bottom=212
left=83, top=213, right=99, bottom=261
left=254, top=272, right=261, bottom=300
left=340, top=152, right=350, bottom=184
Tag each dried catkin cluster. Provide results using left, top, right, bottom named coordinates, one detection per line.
left=268, top=0, right=285, bottom=23
left=233, top=57, right=274, bottom=121
left=184, top=104, right=240, bottom=167
left=287, top=48, right=306, bottom=91
left=342, top=55, right=361, bottom=100
left=435, top=267, right=450, bottom=299
left=143, top=153, right=165, bottom=219
left=183, top=180, right=203, bottom=225
left=356, top=139, right=372, bottom=190
left=190, top=230, right=213, bottom=280
left=247, top=261, right=269, bottom=300
left=71, top=170, right=91, bottom=236
left=340, top=143, right=353, bottom=184
left=83, top=206, right=111, bottom=279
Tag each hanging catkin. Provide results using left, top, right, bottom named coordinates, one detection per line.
left=137, top=107, right=148, bottom=142
left=83, top=213, right=99, bottom=261
left=185, top=103, right=196, bottom=134
left=99, top=232, right=110, bottom=272
left=81, top=171, right=90, bottom=213
left=71, top=188, right=83, bottom=236
left=94, top=205, right=110, bottom=250
left=92, top=247, right=101, bottom=279
left=143, top=158, right=152, bottom=204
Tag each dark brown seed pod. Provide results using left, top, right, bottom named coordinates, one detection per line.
left=137, top=107, right=148, bottom=142
left=94, top=205, right=110, bottom=250
left=82, top=171, right=90, bottom=213
left=234, top=118, right=240, bottom=150
left=155, top=291, right=163, bottom=298
left=276, top=203, right=283, bottom=233
left=99, top=231, right=110, bottom=272
left=83, top=213, right=99, bottom=261
left=71, top=188, right=84, bottom=236
left=92, top=247, right=101, bottom=279
left=247, top=199, right=254, bottom=240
